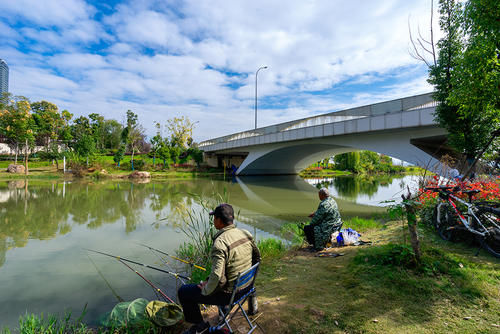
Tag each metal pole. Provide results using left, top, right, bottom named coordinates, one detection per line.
left=254, top=66, right=268, bottom=129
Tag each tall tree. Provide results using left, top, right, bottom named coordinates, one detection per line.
left=0, top=96, right=36, bottom=173
left=103, top=119, right=123, bottom=150
left=89, top=113, right=106, bottom=151
left=123, top=110, right=144, bottom=171
left=31, top=101, right=72, bottom=153
left=167, top=116, right=194, bottom=149
left=429, top=0, right=499, bottom=166
left=150, top=122, right=162, bottom=166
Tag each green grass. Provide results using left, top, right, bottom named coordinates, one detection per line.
left=257, top=238, right=288, bottom=260
left=253, top=221, right=500, bottom=334
left=343, top=216, right=386, bottom=232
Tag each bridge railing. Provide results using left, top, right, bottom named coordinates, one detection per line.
left=200, top=92, right=435, bottom=148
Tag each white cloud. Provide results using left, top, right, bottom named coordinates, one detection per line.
left=2, top=0, right=440, bottom=141
left=0, top=0, right=94, bottom=27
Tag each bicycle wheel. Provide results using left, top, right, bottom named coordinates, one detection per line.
left=476, top=207, right=500, bottom=258
left=433, top=203, right=456, bottom=241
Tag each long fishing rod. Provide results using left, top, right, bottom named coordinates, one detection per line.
left=87, top=254, right=124, bottom=303
left=84, top=249, right=190, bottom=281
left=138, top=243, right=206, bottom=271
left=117, top=258, right=175, bottom=304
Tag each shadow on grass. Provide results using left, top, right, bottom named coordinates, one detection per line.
left=254, top=234, right=499, bottom=333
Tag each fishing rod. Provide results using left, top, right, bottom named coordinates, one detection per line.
left=84, top=249, right=190, bottom=281
left=138, top=243, right=206, bottom=271
left=117, top=258, right=175, bottom=304
left=87, top=254, right=124, bottom=303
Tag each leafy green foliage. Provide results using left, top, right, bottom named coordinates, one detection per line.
left=113, top=145, right=125, bottom=167
left=429, top=0, right=500, bottom=161
left=334, top=151, right=360, bottom=172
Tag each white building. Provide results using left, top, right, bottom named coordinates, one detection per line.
left=0, top=59, right=9, bottom=95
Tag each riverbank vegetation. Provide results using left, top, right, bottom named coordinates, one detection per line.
left=300, top=151, right=423, bottom=178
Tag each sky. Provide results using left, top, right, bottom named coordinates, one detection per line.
left=0, top=0, right=439, bottom=142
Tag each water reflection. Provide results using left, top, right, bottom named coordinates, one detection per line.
left=0, top=176, right=392, bottom=268
left=305, top=174, right=419, bottom=206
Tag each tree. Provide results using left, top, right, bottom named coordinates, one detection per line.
left=188, top=147, right=204, bottom=168
left=122, top=110, right=146, bottom=171
left=89, top=113, right=106, bottom=151
left=73, top=134, right=96, bottom=166
left=157, top=140, right=170, bottom=169
left=103, top=119, right=123, bottom=150
left=334, top=151, right=360, bottom=173
left=428, top=0, right=500, bottom=168
left=0, top=96, right=36, bottom=173
left=167, top=116, right=195, bottom=149
left=113, top=145, right=125, bottom=167
left=31, top=101, right=72, bottom=153
left=150, top=122, right=162, bottom=166
left=169, top=144, right=181, bottom=165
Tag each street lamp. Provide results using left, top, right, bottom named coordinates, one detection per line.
left=255, top=66, right=268, bottom=129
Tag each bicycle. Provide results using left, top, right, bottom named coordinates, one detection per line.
left=425, top=185, right=500, bottom=258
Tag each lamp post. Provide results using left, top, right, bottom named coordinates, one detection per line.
left=254, top=66, right=268, bottom=129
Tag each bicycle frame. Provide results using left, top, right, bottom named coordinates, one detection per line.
left=436, top=191, right=497, bottom=238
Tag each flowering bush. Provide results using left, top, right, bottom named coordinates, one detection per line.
left=417, top=175, right=500, bottom=207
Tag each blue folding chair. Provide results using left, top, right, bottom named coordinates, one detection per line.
left=209, top=262, right=261, bottom=334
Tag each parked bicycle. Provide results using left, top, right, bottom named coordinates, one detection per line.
left=425, top=185, right=500, bottom=258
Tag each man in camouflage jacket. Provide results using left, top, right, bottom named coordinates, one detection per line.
left=304, top=188, right=343, bottom=250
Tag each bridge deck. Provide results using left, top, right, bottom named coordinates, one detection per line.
left=201, top=93, right=437, bottom=152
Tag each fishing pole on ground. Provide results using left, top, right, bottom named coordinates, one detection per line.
left=137, top=243, right=206, bottom=271
left=84, top=249, right=191, bottom=281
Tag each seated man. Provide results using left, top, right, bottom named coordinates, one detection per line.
left=304, top=188, right=343, bottom=250
left=178, top=203, right=261, bottom=334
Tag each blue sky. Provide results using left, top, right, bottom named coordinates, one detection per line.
left=0, top=0, right=438, bottom=141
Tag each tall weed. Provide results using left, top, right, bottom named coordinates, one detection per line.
left=176, top=186, right=229, bottom=283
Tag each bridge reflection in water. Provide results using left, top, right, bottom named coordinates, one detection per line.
left=224, top=175, right=387, bottom=234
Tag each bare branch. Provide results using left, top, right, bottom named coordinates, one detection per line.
left=407, top=0, right=437, bottom=67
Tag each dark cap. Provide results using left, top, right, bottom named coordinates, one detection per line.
left=209, top=203, right=234, bottom=224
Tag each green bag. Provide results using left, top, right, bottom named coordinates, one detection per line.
left=146, top=300, right=184, bottom=327
left=104, top=298, right=150, bottom=327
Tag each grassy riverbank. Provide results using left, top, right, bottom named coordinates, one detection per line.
left=0, top=160, right=223, bottom=180
left=249, top=221, right=500, bottom=334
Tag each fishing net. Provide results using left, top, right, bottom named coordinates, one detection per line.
left=146, top=300, right=184, bottom=327
left=102, top=298, right=150, bottom=327
left=101, top=298, right=183, bottom=328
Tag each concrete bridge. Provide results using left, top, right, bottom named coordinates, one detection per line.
left=200, top=92, right=451, bottom=175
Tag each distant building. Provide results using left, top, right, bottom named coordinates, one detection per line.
left=0, top=59, right=9, bottom=95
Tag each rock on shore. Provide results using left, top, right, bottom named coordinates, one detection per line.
left=7, top=164, right=25, bottom=173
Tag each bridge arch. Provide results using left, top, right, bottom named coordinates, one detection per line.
left=236, top=127, right=447, bottom=175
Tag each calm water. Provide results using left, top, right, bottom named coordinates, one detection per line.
left=0, top=174, right=417, bottom=328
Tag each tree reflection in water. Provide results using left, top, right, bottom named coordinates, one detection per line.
left=0, top=179, right=210, bottom=269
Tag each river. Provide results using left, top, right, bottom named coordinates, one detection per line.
left=0, top=174, right=418, bottom=329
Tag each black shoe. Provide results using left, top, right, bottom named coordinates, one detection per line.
left=183, top=321, right=210, bottom=334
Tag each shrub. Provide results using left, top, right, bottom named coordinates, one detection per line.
left=133, top=159, right=146, bottom=170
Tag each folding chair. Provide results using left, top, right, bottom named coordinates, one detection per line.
left=210, top=262, right=261, bottom=334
